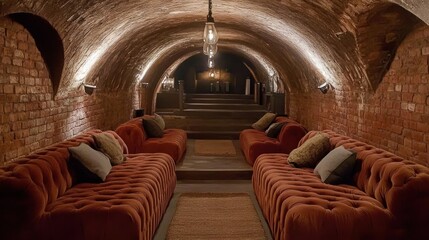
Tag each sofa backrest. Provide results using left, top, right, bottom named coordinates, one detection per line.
left=0, top=129, right=126, bottom=235
left=300, top=130, right=429, bottom=231
left=272, top=117, right=307, bottom=152
left=115, top=117, right=147, bottom=154
left=274, top=116, right=298, bottom=124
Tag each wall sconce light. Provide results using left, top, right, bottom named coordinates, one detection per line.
left=83, top=83, right=96, bottom=95
left=317, top=82, right=330, bottom=94
left=334, top=31, right=347, bottom=39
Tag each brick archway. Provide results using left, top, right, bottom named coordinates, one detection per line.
left=9, top=13, right=64, bottom=96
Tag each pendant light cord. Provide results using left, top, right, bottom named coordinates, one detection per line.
left=207, top=0, right=214, bottom=22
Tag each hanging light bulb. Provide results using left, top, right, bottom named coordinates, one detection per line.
left=203, top=42, right=217, bottom=57
left=203, top=0, right=218, bottom=44
left=203, top=0, right=219, bottom=56
left=208, top=57, right=215, bottom=68
left=209, top=69, right=215, bottom=78
left=203, top=22, right=218, bottom=44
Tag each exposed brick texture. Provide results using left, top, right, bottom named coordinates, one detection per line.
left=1, top=1, right=428, bottom=167
left=289, top=25, right=429, bottom=166
left=0, top=18, right=134, bottom=165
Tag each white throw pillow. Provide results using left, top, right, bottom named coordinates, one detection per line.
left=314, top=145, right=356, bottom=184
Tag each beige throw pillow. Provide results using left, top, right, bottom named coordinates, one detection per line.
left=93, top=132, right=125, bottom=165
left=252, top=112, right=277, bottom=130
left=68, top=143, right=112, bottom=182
left=287, top=133, right=330, bottom=168
left=153, top=113, right=165, bottom=130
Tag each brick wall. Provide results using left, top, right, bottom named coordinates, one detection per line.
left=289, top=25, right=429, bottom=166
left=0, top=18, right=134, bottom=165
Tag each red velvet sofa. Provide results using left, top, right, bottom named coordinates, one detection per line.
left=115, top=117, right=187, bottom=163
left=239, top=116, right=307, bottom=165
left=253, top=130, right=429, bottom=240
left=0, top=130, right=176, bottom=240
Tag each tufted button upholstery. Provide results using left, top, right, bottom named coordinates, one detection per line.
left=240, top=117, right=307, bottom=165
left=253, top=130, right=429, bottom=240
left=115, top=117, right=187, bottom=163
left=39, top=154, right=176, bottom=240
left=0, top=130, right=176, bottom=240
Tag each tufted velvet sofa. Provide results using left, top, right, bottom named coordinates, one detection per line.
left=240, top=116, right=307, bottom=165
left=253, top=130, right=429, bottom=240
left=115, top=116, right=187, bottom=163
left=0, top=129, right=176, bottom=240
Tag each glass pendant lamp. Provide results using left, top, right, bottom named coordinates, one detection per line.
left=203, top=21, right=218, bottom=44
left=203, top=42, right=217, bottom=57
left=203, top=0, right=218, bottom=56
left=209, top=69, right=215, bottom=78
left=208, top=57, right=215, bottom=68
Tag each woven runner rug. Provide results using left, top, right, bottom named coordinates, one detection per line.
left=166, top=193, right=267, bottom=240
left=194, top=140, right=236, bottom=156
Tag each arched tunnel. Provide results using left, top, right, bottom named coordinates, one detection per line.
left=1, top=0, right=428, bottom=165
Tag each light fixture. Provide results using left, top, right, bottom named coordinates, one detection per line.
left=209, top=69, right=215, bottom=78
left=203, top=0, right=218, bottom=45
left=208, top=57, right=215, bottom=68
left=203, top=42, right=217, bottom=57
left=317, top=82, right=330, bottom=94
left=203, top=0, right=218, bottom=58
left=82, top=83, right=96, bottom=95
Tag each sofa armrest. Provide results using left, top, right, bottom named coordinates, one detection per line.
left=247, top=141, right=282, bottom=165
left=0, top=166, right=46, bottom=238
left=358, top=156, right=429, bottom=238
left=389, top=166, right=429, bottom=239
left=115, top=118, right=147, bottom=154
left=277, top=123, right=307, bottom=153
left=133, top=128, right=187, bottom=162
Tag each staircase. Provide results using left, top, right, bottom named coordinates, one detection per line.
left=158, top=94, right=267, bottom=139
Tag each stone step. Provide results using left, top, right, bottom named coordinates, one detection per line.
left=165, top=122, right=251, bottom=132
left=155, top=108, right=177, bottom=115
left=185, top=98, right=255, bottom=104
left=186, top=124, right=250, bottom=132
left=157, top=93, right=264, bottom=140
left=186, top=93, right=255, bottom=104
left=186, top=130, right=241, bottom=140
left=163, top=117, right=256, bottom=124
left=161, top=113, right=258, bottom=139
left=186, top=93, right=254, bottom=100
left=180, top=109, right=266, bottom=119
left=184, top=102, right=264, bottom=110
left=176, top=169, right=252, bottom=180
left=163, top=116, right=254, bottom=131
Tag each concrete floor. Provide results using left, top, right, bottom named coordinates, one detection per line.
left=153, top=140, right=273, bottom=239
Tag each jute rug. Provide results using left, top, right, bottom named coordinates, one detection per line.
left=194, top=140, right=236, bottom=156
left=166, top=193, right=267, bottom=240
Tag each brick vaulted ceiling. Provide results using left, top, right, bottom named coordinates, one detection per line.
left=1, top=0, right=428, bottom=96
